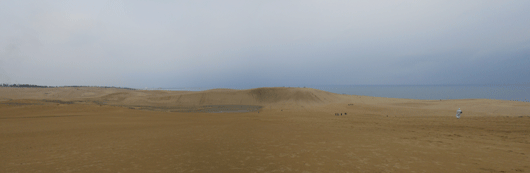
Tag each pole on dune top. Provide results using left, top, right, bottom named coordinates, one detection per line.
left=456, top=108, right=462, bottom=119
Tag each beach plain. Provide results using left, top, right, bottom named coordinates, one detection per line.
left=1, top=87, right=529, bottom=172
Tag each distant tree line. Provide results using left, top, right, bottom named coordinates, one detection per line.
left=1, top=84, right=50, bottom=88
left=0, top=83, right=136, bottom=90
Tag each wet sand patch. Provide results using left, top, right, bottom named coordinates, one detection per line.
left=123, top=105, right=262, bottom=113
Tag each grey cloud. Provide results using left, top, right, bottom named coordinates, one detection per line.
left=1, top=0, right=529, bottom=87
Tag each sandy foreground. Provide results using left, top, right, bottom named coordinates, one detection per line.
left=1, top=87, right=529, bottom=173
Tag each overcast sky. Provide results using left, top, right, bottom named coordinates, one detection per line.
left=1, top=0, right=529, bottom=88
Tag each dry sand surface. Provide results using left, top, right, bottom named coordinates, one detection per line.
left=1, top=87, right=529, bottom=172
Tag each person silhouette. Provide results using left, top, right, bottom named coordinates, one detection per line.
left=456, top=108, right=462, bottom=119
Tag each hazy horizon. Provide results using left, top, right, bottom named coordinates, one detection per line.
left=1, top=1, right=529, bottom=88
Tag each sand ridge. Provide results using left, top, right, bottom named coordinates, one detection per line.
left=0, top=87, right=348, bottom=110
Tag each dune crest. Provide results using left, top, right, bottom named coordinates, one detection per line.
left=0, top=87, right=344, bottom=107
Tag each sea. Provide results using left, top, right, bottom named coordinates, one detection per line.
left=153, top=84, right=530, bottom=102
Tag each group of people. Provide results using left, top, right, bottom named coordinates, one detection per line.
left=331, top=109, right=462, bottom=118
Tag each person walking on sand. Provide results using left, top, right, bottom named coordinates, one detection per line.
left=456, top=108, right=462, bottom=119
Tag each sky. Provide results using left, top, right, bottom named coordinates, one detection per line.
left=1, top=0, right=529, bottom=88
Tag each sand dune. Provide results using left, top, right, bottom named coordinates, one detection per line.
left=1, top=87, right=529, bottom=172
left=0, top=87, right=345, bottom=107
left=1, top=87, right=527, bottom=115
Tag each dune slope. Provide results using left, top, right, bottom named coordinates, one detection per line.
left=0, top=87, right=344, bottom=108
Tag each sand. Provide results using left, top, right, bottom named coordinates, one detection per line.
left=1, top=87, right=529, bottom=172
